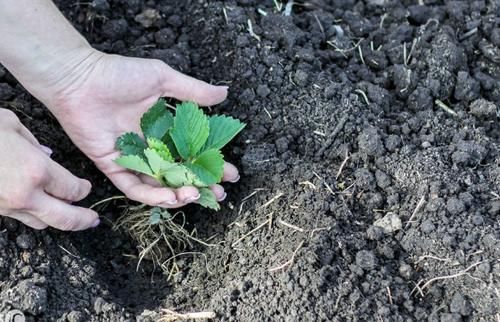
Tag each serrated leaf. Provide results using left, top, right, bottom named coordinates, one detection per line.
left=185, top=149, right=224, bottom=186
left=204, top=115, right=246, bottom=151
left=147, top=137, right=174, bottom=162
left=144, top=148, right=173, bottom=175
left=161, top=164, right=196, bottom=188
left=116, top=132, right=147, bottom=156
left=162, top=133, right=180, bottom=159
left=140, top=99, right=174, bottom=139
left=115, top=155, right=153, bottom=176
left=170, top=102, right=209, bottom=159
left=198, top=187, right=220, bottom=210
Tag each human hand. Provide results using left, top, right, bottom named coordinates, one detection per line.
left=39, top=50, right=239, bottom=208
left=0, top=109, right=99, bottom=230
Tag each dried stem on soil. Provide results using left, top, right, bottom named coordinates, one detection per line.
left=269, top=240, right=305, bottom=272
left=412, top=261, right=483, bottom=296
left=316, top=114, right=348, bottom=157
left=336, top=150, right=350, bottom=179
left=159, top=309, right=216, bottom=321
left=405, top=195, right=426, bottom=229
left=231, top=216, right=272, bottom=248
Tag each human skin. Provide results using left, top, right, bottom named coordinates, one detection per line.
left=0, top=0, right=239, bottom=231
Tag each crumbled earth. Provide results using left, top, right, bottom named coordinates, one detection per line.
left=0, top=0, right=499, bottom=321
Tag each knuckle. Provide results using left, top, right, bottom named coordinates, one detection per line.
left=23, top=161, right=49, bottom=186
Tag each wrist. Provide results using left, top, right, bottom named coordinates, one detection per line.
left=19, top=46, right=106, bottom=111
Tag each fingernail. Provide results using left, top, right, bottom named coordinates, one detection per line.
left=218, top=192, right=227, bottom=202
left=40, top=145, right=53, bottom=157
left=158, top=199, right=177, bottom=207
left=162, top=199, right=178, bottom=205
left=184, top=194, right=200, bottom=203
left=91, top=218, right=100, bottom=228
left=229, top=175, right=240, bottom=183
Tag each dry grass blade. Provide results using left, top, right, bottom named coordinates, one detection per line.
left=159, top=309, right=216, bottom=321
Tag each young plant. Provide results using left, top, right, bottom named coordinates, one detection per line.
left=114, top=99, right=245, bottom=212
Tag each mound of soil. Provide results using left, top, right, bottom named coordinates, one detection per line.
left=0, top=0, right=499, bottom=321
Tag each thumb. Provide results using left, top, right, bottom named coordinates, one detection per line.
left=161, top=65, right=228, bottom=106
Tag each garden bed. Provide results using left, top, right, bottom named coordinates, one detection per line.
left=0, top=0, right=498, bottom=321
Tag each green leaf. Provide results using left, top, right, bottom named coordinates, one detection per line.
left=147, top=137, right=174, bottom=162
left=204, top=115, right=246, bottom=151
left=170, top=102, right=209, bottom=159
left=161, top=164, right=196, bottom=188
left=162, top=133, right=180, bottom=159
left=198, top=187, right=220, bottom=210
left=144, top=148, right=173, bottom=175
left=116, top=132, right=147, bottom=156
left=115, top=155, right=153, bottom=176
left=185, top=149, right=224, bottom=186
left=140, top=99, right=174, bottom=139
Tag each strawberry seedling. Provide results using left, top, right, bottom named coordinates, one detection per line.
left=115, top=99, right=245, bottom=211
left=113, top=99, right=245, bottom=276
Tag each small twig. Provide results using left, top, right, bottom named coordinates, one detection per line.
left=415, top=254, right=451, bottom=264
left=278, top=220, right=305, bottom=232
left=355, top=89, right=370, bottom=105
left=435, top=99, right=457, bottom=116
left=316, top=114, right=348, bottom=157
left=459, top=27, right=478, bottom=41
left=247, top=19, right=261, bottom=41
left=386, top=287, right=393, bottom=305
left=405, top=195, right=426, bottom=229
left=160, top=309, right=216, bottom=321
left=58, top=245, right=80, bottom=259
left=231, top=218, right=271, bottom=247
left=222, top=7, right=228, bottom=24
left=358, top=45, right=366, bottom=65
left=309, top=226, right=331, bottom=238
left=314, top=14, right=325, bottom=36
left=269, top=240, right=304, bottom=272
left=299, top=181, right=317, bottom=190
left=336, top=151, right=350, bottom=180
left=259, top=193, right=284, bottom=209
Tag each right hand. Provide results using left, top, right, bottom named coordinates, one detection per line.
left=0, top=108, right=99, bottom=231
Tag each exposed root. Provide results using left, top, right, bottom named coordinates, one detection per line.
left=113, top=205, right=214, bottom=279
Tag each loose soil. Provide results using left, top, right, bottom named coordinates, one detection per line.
left=0, top=0, right=499, bottom=321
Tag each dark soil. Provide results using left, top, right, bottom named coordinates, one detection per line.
left=1, top=0, right=499, bottom=321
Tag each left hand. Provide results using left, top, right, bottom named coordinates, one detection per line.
left=40, top=49, right=239, bottom=208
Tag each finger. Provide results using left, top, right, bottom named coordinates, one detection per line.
left=174, top=186, right=200, bottom=204
left=17, top=124, right=40, bottom=146
left=210, top=184, right=227, bottom=201
left=108, top=171, right=177, bottom=206
left=161, top=65, right=228, bottom=106
left=17, top=125, right=53, bottom=156
left=30, top=192, right=99, bottom=231
left=44, top=161, right=92, bottom=202
left=222, top=162, right=240, bottom=183
left=6, top=212, right=48, bottom=230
